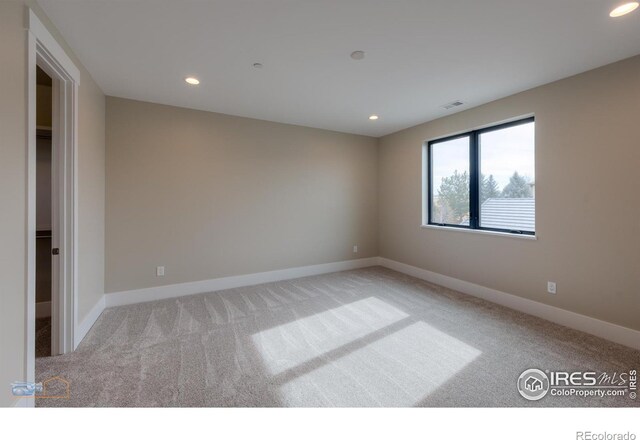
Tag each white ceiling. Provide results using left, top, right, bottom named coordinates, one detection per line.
left=38, top=0, right=640, bottom=137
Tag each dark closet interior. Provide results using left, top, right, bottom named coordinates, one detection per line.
left=35, top=66, right=53, bottom=358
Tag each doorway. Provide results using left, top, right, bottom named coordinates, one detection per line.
left=26, top=9, right=81, bottom=392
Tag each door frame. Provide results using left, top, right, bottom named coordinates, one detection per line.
left=26, top=8, right=80, bottom=387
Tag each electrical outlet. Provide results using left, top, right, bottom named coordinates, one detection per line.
left=353, top=245, right=358, bottom=253
left=547, top=281, right=556, bottom=294
left=156, top=266, right=165, bottom=277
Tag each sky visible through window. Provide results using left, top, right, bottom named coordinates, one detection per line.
left=479, top=122, right=535, bottom=189
left=432, top=122, right=534, bottom=190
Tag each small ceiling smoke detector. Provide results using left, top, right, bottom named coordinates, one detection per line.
left=369, top=114, right=379, bottom=120
left=350, top=50, right=365, bottom=60
left=185, top=77, right=200, bottom=85
left=442, top=100, right=464, bottom=110
left=610, top=2, right=639, bottom=17
left=253, top=63, right=263, bottom=69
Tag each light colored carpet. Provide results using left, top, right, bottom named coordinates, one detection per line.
left=36, top=266, right=639, bottom=407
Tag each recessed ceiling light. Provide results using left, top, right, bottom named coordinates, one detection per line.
left=185, top=77, right=200, bottom=85
left=350, top=50, right=365, bottom=60
left=253, top=63, right=263, bottom=69
left=369, top=114, right=379, bottom=120
left=610, top=2, right=639, bottom=17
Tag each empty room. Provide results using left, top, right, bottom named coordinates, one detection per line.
left=1, top=0, right=639, bottom=438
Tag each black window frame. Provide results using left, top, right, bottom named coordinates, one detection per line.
left=426, top=116, right=535, bottom=236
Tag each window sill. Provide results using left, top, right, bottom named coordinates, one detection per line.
left=420, top=224, right=537, bottom=240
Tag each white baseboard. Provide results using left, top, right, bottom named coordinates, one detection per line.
left=74, top=295, right=105, bottom=349
left=378, top=257, right=640, bottom=351
left=90, top=255, right=640, bottom=353
left=35, top=301, right=51, bottom=319
left=105, top=257, right=379, bottom=308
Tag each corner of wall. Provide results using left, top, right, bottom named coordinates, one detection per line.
left=74, top=294, right=105, bottom=349
left=374, top=135, right=383, bottom=259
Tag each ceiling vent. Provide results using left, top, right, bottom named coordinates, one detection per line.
left=442, top=100, right=464, bottom=110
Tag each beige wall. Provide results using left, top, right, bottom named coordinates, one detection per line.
left=0, top=1, right=105, bottom=406
left=76, top=62, right=106, bottom=320
left=105, top=97, right=378, bottom=293
left=0, top=0, right=29, bottom=409
left=379, top=55, right=640, bottom=332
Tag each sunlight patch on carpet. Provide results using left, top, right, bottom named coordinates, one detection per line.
left=252, top=297, right=409, bottom=375
left=278, top=321, right=481, bottom=406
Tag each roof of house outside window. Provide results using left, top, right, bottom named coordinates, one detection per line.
left=460, top=198, right=535, bottom=231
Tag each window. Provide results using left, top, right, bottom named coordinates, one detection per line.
left=426, top=117, right=535, bottom=235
